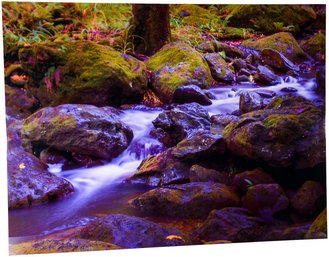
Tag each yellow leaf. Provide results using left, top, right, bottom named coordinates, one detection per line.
left=165, top=235, right=183, bottom=241
left=19, top=163, right=26, bottom=169
left=249, top=74, right=254, bottom=82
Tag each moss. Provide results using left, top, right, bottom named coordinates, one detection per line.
left=146, top=42, right=212, bottom=103
left=242, top=32, right=305, bottom=62
left=49, top=115, right=77, bottom=127
left=306, top=208, right=327, bottom=237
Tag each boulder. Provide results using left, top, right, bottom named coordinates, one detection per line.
left=262, top=223, right=311, bottom=241
left=261, top=48, right=300, bottom=72
left=233, top=167, right=275, bottom=192
left=223, top=95, right=325, bottom=168
left=151, top=103, right=211, bottom=147
left=194, top=207, right=266, bottom=242
left=300, top=32, right=325, bottom=62
left=226, top=5, right=316, bottom=35
left=172, top=84, right=212, bottom=105
left=127, top=148, right=190, bottom=186
left=19, top=41, right=148, bottom=107
left=204, top=53, right=234, bottom=83
left=291, top=181, right=325, bottom=216
left=171, top=130, right=226, bottom=161
left=9, top=239, right=120, bottom=254
left=147, top=42, right=212, bottom=103
left=7, top=149, right=74, bottom=208
left=132, top=182, right=240, bottom=218
left=242, top=184, right=289, bottom=219
left=239, top=91, right=265, bottom=113
left=254, top=65, right=281, bottom=85
left=21, top=104, right=133, bottom=160
left=78, top=214, right=187, bottom=248
left=242, top=32, right=306, bottom=62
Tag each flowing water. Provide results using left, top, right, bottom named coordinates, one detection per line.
left=8, top=77, right=322, bottom=242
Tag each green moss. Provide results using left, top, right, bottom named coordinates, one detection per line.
left=242, top=32, right=305, bottom=62
left=146, top=42, right=212, bottom=103
left=49, top=115, right=77, bottom=127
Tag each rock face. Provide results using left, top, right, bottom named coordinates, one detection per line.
left=7, top=149, right=74, bottom=208
left=151, top=103, right=211, bottom=147
left=146, top=42, right=213, bottom=103
left=21, top=104, right=133, bottom=160
left=190, top=165, right=232, bottom=184
left=204, top=53, right=234, bottom=83
left=19, top=41, right=148, bottom=107
left=242, top=184, right=289, bottom=219
left=194, top=207, right=266, bottom=242
left=78, top=214, right=186, bottom=248
left=239, top=91, right=264, bottom=113
left=132, top=182, right=240, bottom=218
left=223, top=95, right=325, bottom=168
left=291, top=181, right=325, bottom=216
left=242, top=32, right=306, bottom=62
left=9, top=239, right=120, bottom=254
left=127, top=148, right=190, bottom=186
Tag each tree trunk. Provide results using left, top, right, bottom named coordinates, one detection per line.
left=132, top=4, right=171, bottom=56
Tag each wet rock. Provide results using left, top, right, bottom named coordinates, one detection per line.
left=262, top=223, right=310, bottom=241
left=19, top=41, right=148, bottom=107
left=132, top=182, right=240, bottom=218
left=172, top=84, right=212, bottom=105
left=147, top=42, right=212, bottom=103
left=151, top=103, right=211, bottom=147
left=300, top=32, right=325, bottom=62
left=233, top=167, right=275, bottom=193
left=242, top=184, right=289, bottom=219
left=223, top=95, right=325, bottom=168
left=280, top=87, right=298, bottom=93
left=39, top=148, right=68, bottom=165
left=228, top=6, right=316, bottom=35
left=239, top=90, right=264, bottom=114
left=21, top=104, right=133, bottom=160
left=315, top=66, right=325, bottom=95
left=242, top=32, right=306, bottom=62
left=78, top=214, right=187, bottom=248
left=233, top=58, right=247, bottom=70
left=253, top=89, right=276, bottom=98
left=7, top=149, right=74, bottom=208
left=261, top=48, right=300, bottom=72
left=127, top=148, right=190, bottom=186
left=254, top=65, right=281, bottom=85
left=204, top=53, right=234, bottom=83
left=236, top=75, right=250, bottom=83
left=211, top=114, right=239, bottom=127
left=128, top=137, right=165, bottom=160
left=291, top=181, right=325, bottom=217
left=5, top=85, right=40, bottom=119
left=238, top=68, right=251, bottom=76
left=190, top=165, right=232, bottom=184
left=7, top=117, right=24, bottom=150
left=9, top=239, right=121, bottom=254
left=194, top=207, right=266, bottom=242
left=305, top=208, right=327, bottom=239
left=171, top=130, right=226, bottom=161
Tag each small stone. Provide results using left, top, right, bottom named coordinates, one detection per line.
left=172, top=85, right=212, bottom=105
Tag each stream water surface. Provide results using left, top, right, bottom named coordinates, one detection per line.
left=8, top=77, right=322, bottom=242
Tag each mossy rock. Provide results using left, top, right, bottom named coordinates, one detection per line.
left=225, top=5, right=316, bottom=35
left=300, top=32, right=325, bottom=62
left=242, top=32, right=306, bottom=62
left=223, top=95, right=325, bottom=168
left=147, top=42, right=213, bottom=103
left=9, top=239, right=121, bottom=254
left=19, top=41, right=148, bottom=107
